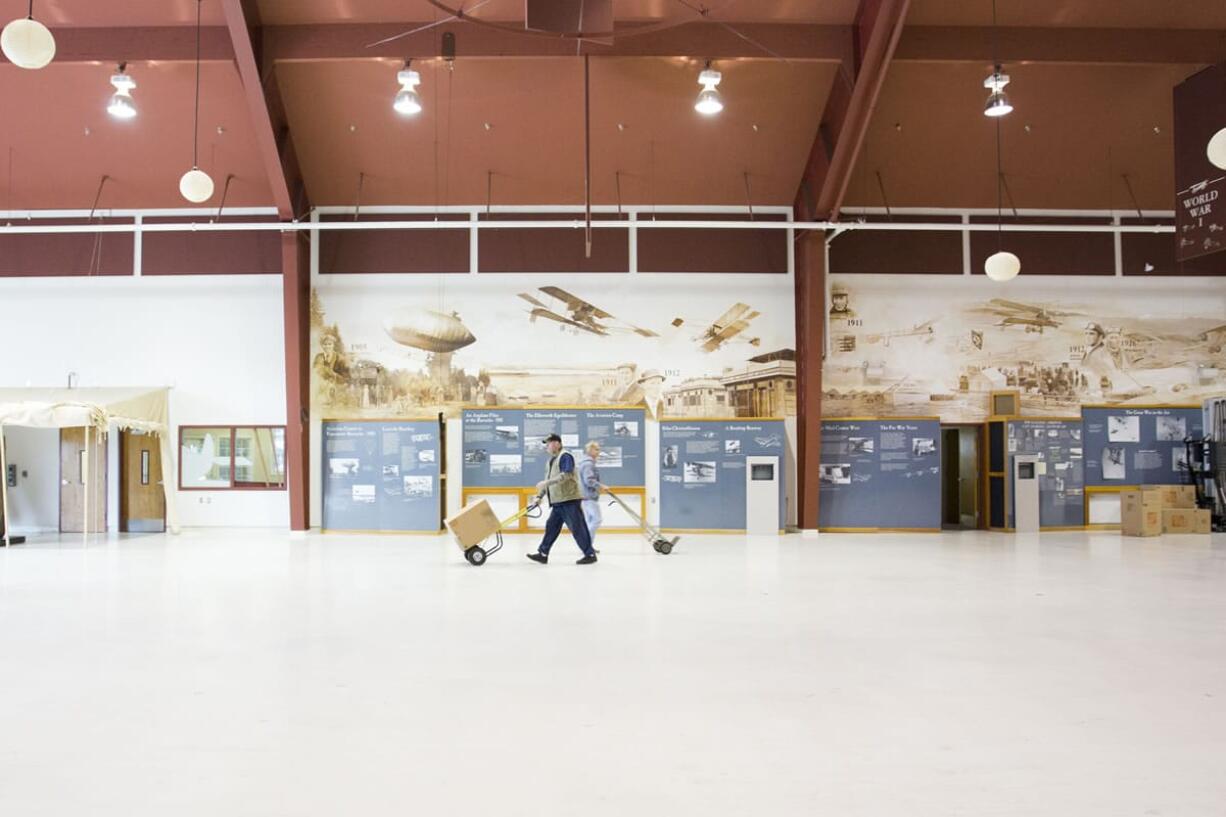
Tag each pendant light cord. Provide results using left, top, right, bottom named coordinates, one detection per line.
left=27, top=0, right=33, bottom=20
left=192, top=0, right=202, bottom=168
left=991, top=0, right=1003, bottom=253
left=996, top=119, right=1004, bottom=253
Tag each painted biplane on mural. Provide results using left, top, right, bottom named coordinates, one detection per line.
left=824, top=275, right=1226, bottom=422
left=310, top=274, right=797, bottom=420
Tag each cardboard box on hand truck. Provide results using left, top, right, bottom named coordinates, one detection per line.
left=445, top=500, right=502, bottom=550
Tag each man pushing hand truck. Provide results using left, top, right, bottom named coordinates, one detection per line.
left=526, top=434, right=598, bottom=565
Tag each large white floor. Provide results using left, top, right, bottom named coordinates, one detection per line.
left=1, top=528, right=1224, bottom=816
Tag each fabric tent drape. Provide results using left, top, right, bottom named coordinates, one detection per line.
left=0, top=387, right=179, bottom=541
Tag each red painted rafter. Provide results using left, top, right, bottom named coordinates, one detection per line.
left=220, top=0, right=303, bottom=219
left=795, top=0, right=911, bottom=223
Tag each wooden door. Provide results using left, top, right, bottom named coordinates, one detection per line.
left=120, top=430, right=165, bottom=533
left=60, top=428, right=107, bottom=533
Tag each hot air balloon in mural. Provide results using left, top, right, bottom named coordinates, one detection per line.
left=383, top=308, right=477, bottom=386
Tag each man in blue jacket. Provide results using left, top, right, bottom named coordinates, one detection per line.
left=527, top=434, right=597, bottom=565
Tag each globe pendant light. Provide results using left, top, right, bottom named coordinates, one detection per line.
left=1, top=1, right=55, bottom=70
left=694, top=62, right=723, bottom=115
left=180, top=0, right=213, bottom=203
left=107, top=65, right=137, bottom=120
left=1209, top=127, right=1226, bottom=171
left=983, top=0, right=1019, bottom=281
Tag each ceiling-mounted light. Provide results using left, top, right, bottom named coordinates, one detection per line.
left=983, top=67, right=1012, bottom=117
left=394, top=62, right=422, bottom=116
left=1, top=1, right=56, bottom=69
left=984, top=250, right=1021, bottom=282
left=1209, top=127, right=1226, bottom=171
left=695, top=62, right=723, bottom=116
left=107, top=65, right=137, bottom=120
left=179, top=0, right=213, bottom=203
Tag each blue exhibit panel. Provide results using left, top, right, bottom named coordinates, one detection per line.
left=461, top=407, right=646, bottom=488
left=1082, top=406, right=1203, bottom=488
left=817, top=419, right=942, bottom=530
left=1007, top=419, right=1085, bottom=528
left=658, top=420, right=787, bottom=530
left=322, top=420, right=442, bottom=532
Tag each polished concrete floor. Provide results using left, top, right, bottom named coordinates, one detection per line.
left=1, top=528, right=1223, bottom=816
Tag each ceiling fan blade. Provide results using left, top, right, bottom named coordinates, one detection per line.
left=713, top=19, right=793, bottom=65
left=365, top=0, right=495, bottom=49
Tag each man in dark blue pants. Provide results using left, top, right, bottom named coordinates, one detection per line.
left=527, top=434, right=597, bottom=565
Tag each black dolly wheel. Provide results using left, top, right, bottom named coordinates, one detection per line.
left=653, top=538, right=674, bottom=555
left=466, top=546, right=488, bottom=566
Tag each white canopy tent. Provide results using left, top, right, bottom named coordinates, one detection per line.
left=0, top=387, right=180, bottom=544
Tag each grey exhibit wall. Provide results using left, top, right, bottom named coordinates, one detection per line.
left=322, top=420, right=442, bottom=532
left=1007, top=419, right=1085, bottom=528
left=1082, top=406, right=1203, bottom=487
left=818, top=419, right=942, bottom=530
left=462, top=408, right=647, bottom=488
left=658, top=420, right=787, bottom=530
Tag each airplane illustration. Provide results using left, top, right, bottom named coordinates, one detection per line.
left=518, top=287, right=658, bottom=338
left=975, top=299, right=1082, bottom=334
left=672, top=303, right=761, bottom=352
left=865, top=320, right=935, bottom=346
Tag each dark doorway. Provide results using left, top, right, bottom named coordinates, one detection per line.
left=941, top=425, right=983, bottom=529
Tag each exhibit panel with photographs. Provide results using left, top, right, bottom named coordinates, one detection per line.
left=322, top=420, right=442, bottom=531
left=462, top=407, right=646, bottom=488
left=658, top=420, right=787, bottom=530
left=1082, top=406, right=1203, bottom=487
left=310, top=273, right=795, bottom=421
left=818, top=419, right=942, bottom=530
left=824, top=275, right=1226, bottom=422
left=1006, top=420, right=1085, bottom=528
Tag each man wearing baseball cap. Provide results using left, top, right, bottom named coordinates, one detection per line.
left=527, top=433, right=597, bottom=565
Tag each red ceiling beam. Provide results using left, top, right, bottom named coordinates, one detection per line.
left=219, top=0, right=304, bottom=219
left=896, top=26, right=1226, bottom=66
left=263, top=21, right=851, bottom=62
left=221, top=0, right=312, bottom=533
left=0, top=26, right=232, bottom=64
left=794, top=0, right=911, bottom=223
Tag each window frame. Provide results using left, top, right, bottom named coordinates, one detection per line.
left=178, top=424, right=288, bottom=491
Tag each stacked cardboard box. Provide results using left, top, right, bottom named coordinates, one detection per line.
left=1121, top=485, right=1210, bottom=535
left=1121, top=488, right=1162, bottom=537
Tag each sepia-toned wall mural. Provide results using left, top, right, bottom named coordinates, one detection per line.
left=311, top=273, right=797, bottom=420
left=823, top=275, right=1226, bottom=422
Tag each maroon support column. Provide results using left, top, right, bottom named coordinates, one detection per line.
left=795, top=231, right=827, bottom=530
left=282, top=231, right=310, bottom=530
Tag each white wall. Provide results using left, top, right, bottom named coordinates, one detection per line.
left=2, top=427, right=59, bottom=534
left=0, top=275, right=289, bottom=530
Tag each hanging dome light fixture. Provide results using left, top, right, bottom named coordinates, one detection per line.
left=694, top=61, right=724, bottom=116
left=983, top=67, right=1013, bottom=118
left=393, top=60, right=423, bottom=116
left=106, top=64, right=137, bottom=120
left=179, top=0, right=213, bottom=203
left=984, top=0, right=1019, bottom=281
left=1, top=0, right=55, bottom=70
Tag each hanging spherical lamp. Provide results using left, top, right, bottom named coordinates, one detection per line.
left=1208, top=127, right=1226, bottom=171
left=1, top=2, right=56, bottom=70
left=984, top=250, right=1021, bottom=281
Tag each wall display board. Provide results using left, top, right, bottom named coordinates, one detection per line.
left=462, top=407, right=646, bottom=488
left=322, top=420, right=442, bottom=532
left=1006, top=419, right=1085, bottom=528
left=1082, top=406, right=1203, bottom=488
left=658, top=419, right=787, bottom=530
left=818, top=418, right=942, bottom=530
